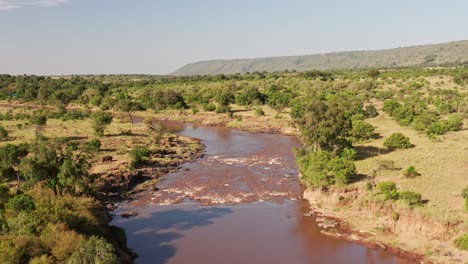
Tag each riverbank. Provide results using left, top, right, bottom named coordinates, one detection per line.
left=302, top=185, right=468, bottom=263
left=0, top=104, right=205, bottom=263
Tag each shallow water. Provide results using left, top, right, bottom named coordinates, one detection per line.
left=112, top=121, right=411, bottom=264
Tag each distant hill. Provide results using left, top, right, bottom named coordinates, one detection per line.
left=173, top=40, right=468, bottom=75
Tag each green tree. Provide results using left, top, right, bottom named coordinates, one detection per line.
left=29, top=112, right=47, bottom=135
left=90, top=111, right=113, bottom=137
left=0, top=144, right=29, bottom=190
left=68, top=236, right=118, bottom=264
left=295, top=99, right=352, bottom=151
left=114, top=99, right=141, bottom=124
left=20, top=137, right=91, bottom=196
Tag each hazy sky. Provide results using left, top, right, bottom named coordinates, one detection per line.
left=1, top=0, right=467, bottom=75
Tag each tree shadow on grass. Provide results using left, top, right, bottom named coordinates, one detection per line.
left=114, top=206, right=233, bottom=264
left=349, top=173, right=368, bottom=184
left=354, top=145, right=391, bottom=160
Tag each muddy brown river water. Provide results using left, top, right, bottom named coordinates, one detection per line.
left=112, top=121, right=411, bottom=264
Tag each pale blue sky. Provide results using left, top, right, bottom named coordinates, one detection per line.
left=1, top=0, right=467, bottom=75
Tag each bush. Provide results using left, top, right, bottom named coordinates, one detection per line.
left=465, top=197, right=468, bottom=211
left=454, top=234, right=468, bottom=251
left=425, top=121, right=448, bottom=136
left=68, top=236, right=118, bottom=264
left=84, top=139, right=101, bottom=153
left=295, top=149, right=356, bottom=188
left=383, top=133, right=412, bottom=150
left=377, top=181, right=399, bottom=200
left=254, top=107, right=265, bottom=116
left=203, top=103, right=216, bottom=112
left=29, top=113, right=47, bottom=127
left=350, top=120, right=374, bottom=141
left=215, top=105, right=231, bottom=114
left=446, top=114, right=464, bottom=132
left=129, top=146, right=151, bottom=166
left=7, top=194, right=36, bottom=213
left=364, top=105, right=378, bottom=118
left=383, top=99, right=401, bottom=115
left=462, top=186, right=468, bottom=199
left=391, top=211, right=399, bottom=221
left=404, top=166, right=420, bottom=178
left=399, top=191, right=424, bottom=206
left=0, top=125, right=7, bottom=140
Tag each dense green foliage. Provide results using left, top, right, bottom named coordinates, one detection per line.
left=129, top=145, right=151, bottom=167
left=90, top=111, right=113, bottom=136
left=0, top=187, right=119, bottom=263
left=0, top=125, right=7, bottom=141
left=69, top=236, right=118, bottom=264
left=383, top=133, right=412, bottom=150
left=377, top=181, right=424, bottom=206
left=454, top=234, right=468, bottom=250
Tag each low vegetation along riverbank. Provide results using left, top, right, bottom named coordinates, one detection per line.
left=0, top=105, right=203, bottom=263
left=0, top=67, right=467, bottom=263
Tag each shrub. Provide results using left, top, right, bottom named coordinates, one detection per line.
left=29, top=113, right=47, bottom=127
left=215, top=105, right=231, bottom=114
left=191, top=108, right=199, bottom=114
left=296, top=149, right=356, bottom=188
left=7, top=194, right=36, bottom=213
left=350, top=120, right=374, bottom=141
left=399, top=191, right=424, bottom=206
left=454, top=234, right=468, bottom=251
left=377, top=181, right=399, bottom=200
left=254, top=107, right=265, bottom=116
left=0, top=125, right=7, bottom=140
left=404, top=166, right=420, bottom=178
left=425, top=121, right=448, bottom=136
left=446, top=114, right=464, bottom=132
left=391, top=211, right=399, bottom=221
left=84, top=139, right=101, bottom=153
left=68, top=236, right=118, bottom=264
left=129, top=146, right=151, bottom=167
left=364, top=105, right=378, bottom=118
left=465, top=197, right=468, bottom=211
left=462, top=186, right=468, bottom=199
left=383, top=99, right=401, bottom=115
left=384, top=133, right=412, bottom=150
left=203, top=103, right=216, bottom=112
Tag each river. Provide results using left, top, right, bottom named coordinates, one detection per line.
left=111, top=121, right=410, bottom=264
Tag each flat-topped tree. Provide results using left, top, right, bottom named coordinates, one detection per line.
left=115, top=98, right=141, bottom=124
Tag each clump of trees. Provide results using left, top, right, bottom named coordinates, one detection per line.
left=293, top=92, right=362, bottom=188
left=0, top=135, right=119, bottom=262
